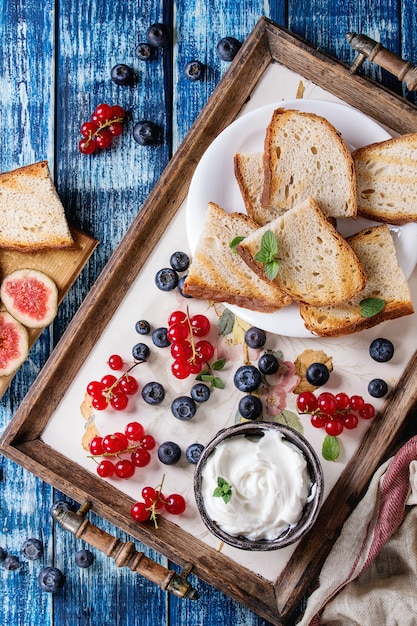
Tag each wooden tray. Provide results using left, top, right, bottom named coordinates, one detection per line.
left=1, top=18, right=417, bottom=625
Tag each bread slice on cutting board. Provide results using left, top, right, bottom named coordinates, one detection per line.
left=0, top=161, right=74, bottom=251
left=236, top=197, right=366, bottom=307
left=260, top=108, right=357, bottom=220
left=299, top=224, right=414, bottom=336
left=353, top=133, right=417, bottom=224
left=182, top=202, right=292, bottom=312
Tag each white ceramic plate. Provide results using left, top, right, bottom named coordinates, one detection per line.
left=186, top=99, right=417, bottom=337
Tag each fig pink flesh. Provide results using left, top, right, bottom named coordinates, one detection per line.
left=4, top=277, right=51, bottom=321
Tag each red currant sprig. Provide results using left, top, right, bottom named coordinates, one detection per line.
left=130, top=476, right=186, bottom=527
left=86, top=356, right=142, bottom=411
left=89, top=421, right=156, bottom=479
left=79, top=103, right=126, bottom=154
left=296, top=390, right=376, bottom=436
left=168, top=309, right=214, bottom=380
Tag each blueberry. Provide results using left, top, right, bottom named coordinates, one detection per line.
left=368, top=378, right=389, bottom=398
left=305, top=362, right=330, bottom=386
left=216, top=36, right=242, bottom=61
left=155, top=267, right=178, bottom=291
left=369, top=338, right=394, bottom=363
left=177, top=275, right=192, bottom=298
left=50, top=499, right=72, bottom=517
left=132, top=342, right=150, bottom=362
left=135, top=319, right=151, bottom=335
left=0, top=547, right=5, bottom=561
left=185, top=443, right=205, bottom=464
left=171, top=396, right=197, bottom=421
left=233, top=365, right=262, bottom=392
left=22, top=538, right=43, bottom=560
left=135, top=42, right=156, bottom=61
left=133, top=121, right=162, bottom=146
left=170, top=251, right=190, bottom=272
left=146, top=23, right=171, bottom=48
left=38, top=566, right=65, bottom=592
left=258, top=353, right=279, bottom=375
left=158, top=441, right=181, bottom=465
left=2, top=555, right=20, bottom=571
left=75, top=549, right=94, bottom=569
left=184, top=60, right=205, bottom=81
left=141, top=381, right=165, bottom=405
left=190, top=383, right=211, bottom=403
left=244, top=327, right=266, bottom=349
left=152, top=327, right=171, bottom=348
left=111, top=63, right=135, bottom=86
left=238, top=394, right=263, bottom=420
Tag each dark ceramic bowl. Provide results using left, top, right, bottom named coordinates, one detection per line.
left=194, top=421, right=323, bottom=551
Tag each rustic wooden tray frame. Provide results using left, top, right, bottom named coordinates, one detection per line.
left=1, top=18, right=417, bottom=625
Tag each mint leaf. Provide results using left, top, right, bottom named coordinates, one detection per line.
left=265, top=259, right=280, bottom=281
left=360, top=297, right=386, bottom=318
left=218, top=308, right=235, bottom=335
left=229, top=236, right=245, bottom=253
left=254, top=230, right=280, bottom=279
left=211, top=358, right=226, bottom=371
left=322, top=435, right=340, bottom=461
left=213, top=477, right=232, bottom=504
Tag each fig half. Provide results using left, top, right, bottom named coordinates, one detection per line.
left=1, top=268, right=58, bottom=329
left=0, top=310, right=29, bottom=376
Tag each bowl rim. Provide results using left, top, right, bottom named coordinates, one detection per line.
left=194, top=421, right=324, bottom=551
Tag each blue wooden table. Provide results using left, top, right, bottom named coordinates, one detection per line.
left=1, top=1, right=417, bottom=625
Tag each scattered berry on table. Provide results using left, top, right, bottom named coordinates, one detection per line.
left=107, top=354, right=124, bottom=370
left=114, top=459, right=136, bottom=479
left=125, top=421, right=145, bottom=441
left=171, top=396, right=197, bottom=420
left=152, top=327, right=171, bottom=348
left=233, top=365, right=262, bottom=392
left=216, top=36, right=242, bottom=61
left=21, top=538, right=43, bottom=560
left=305, top=362, right=330, bottom=386
left=190, top=382, right=211, bottom=403
left=185, top=443, right=205, bottom=464
left=164, top=494, right=186, bottom=515
left=170, top=251, right=190, bottom=272
left=0, top=547, right=5, bottom=561
left=244, top=327, right=266, bottom=349
left=184, top=60, right=205, bottom=81
left=111, top=63, right=135, bottom=86
left=135, top=319, right=151, bottom=335
left=258, top=352, right=279, bottom=375
left=158, top=441, right=182, bottom=465
left=38, top=566, right=65, bottom=592
left=155, top=267, right=178, bottom=291
left=146, top=22, right=171, bottom=48
left=133, top=120, right=162, bottom=146
left=135, top=42, right=156, bottom=61
left=368, top=378, right=388, bottom=398
left=50, top=500, right=72, bottom=516
left=2, top=555, right=20, bottom=570
left=75, top=549, right=94, bottom=569
left=238, top=394, right=263, bottom=420
left=132, top=342, right=150, bottom=361
left=97, top=459, right=115, bottom=477
left=130, top=501, right=151, bottom=522
left=79, top=103, right=126, bottom=154
left=177, top=275, right=192, bottom=298
left=141, top=381, right=165, bottom=405
left=369, top=338, right=394, bottom=362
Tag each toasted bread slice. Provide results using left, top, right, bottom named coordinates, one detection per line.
left=236, top=197, right=366, bottom=306
left=299, top=224, right=414, bottom=336
left=261, top=108, right=357, bottom=219
left=182, top=202, right=292, bottom=312
left=353, top=133, right=417, bottom=224
left=0, top=161, right=74, bottom=251
left=234, top=152, right=282, bottom=226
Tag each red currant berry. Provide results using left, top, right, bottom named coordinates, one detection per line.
left=343, top=413, right=359, bottom=429
left=317, top=393, right=337, bottom=415
left=80, top=121, right=97, bottom=137
left=324, top=419, right=344, bottom=436
left=131, top=448, right=151, bottom=467
left=118, top=375, right=139, bottom=395
left=140, top=434, right=156, bottom=450
left=102, top=434, right=124, bottom=454
left=97, top=459, right=115, bottom=478
left=335, top=392, right=350, bottom=410
left=110, top=105, right=126, bottom=120
left=168, top=310, right=188, bottom=326
left=114, top=459, right=135, bottom=479
left=164, top=494, right=186, bottom=515
left=310, top=413, right=326, bottom=428
left=296, top=391, right=318, bottom=413
left=94, top=103, right=113, bottom=120
left=359, top=403, right=376, bottom=419
left=107, top=354, right=124, bottom=370
left=95, top=129, right=112, bottom=150
left=130, top=501, right=151, bottom=522
left=190, top=314, right=210, bottom=337
left=79, top=137, right=96, bottom=154
left=170, top=341, right=193, bottom=360
left=125, top=421, right=145, bottom=441
left=167, top=323, right=189, bottom=343
left=101, top=374, right=117, bottom=388
left=86, top=380, right=105, bottom=398
left=91, top=395, right=108, bottom=410
left=195, top=340, right=214, bottom=362
left=189, top=359, right=203, bottom=374
left=349, top=395, right=365, bottom=411
left=110, top=393, right=129, bottom=411
left=89, top=436, right=104, bottom=456
left=90, top=112, right=100, bottom=125
left=171, top=359, right=191, bottom=379
left=113, top=432, right=129, bottom=450
left=141, top=487, right=165, bottom=509
left=108, top=121, right=123, bottom=136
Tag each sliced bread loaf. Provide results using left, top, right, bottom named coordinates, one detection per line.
left=234, top=152, right=282, bottom=226
left=182, top=202, right=292, bottom=312
left=299, top=224, right=414, bottom=336
left=353, top=133, right=417, bottom=224
left=236, top=197, right=366, bottom=306
left=0, top=161, right=74, bottom=251
left=261, top=108, right=357, bottom=219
